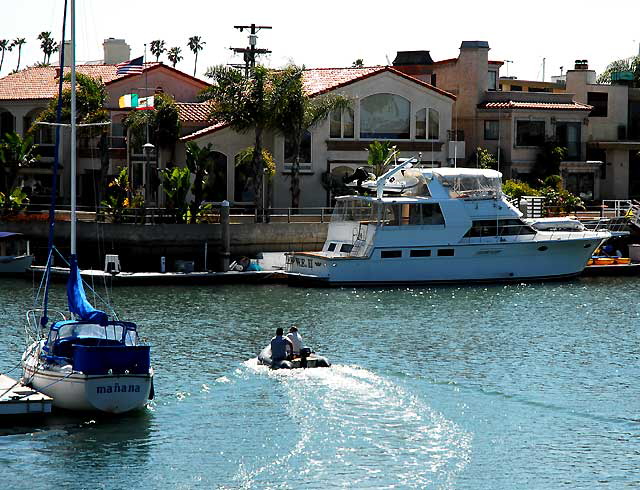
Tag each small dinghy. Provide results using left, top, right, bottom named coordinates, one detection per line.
left=257, top=346, right=331, bottom=370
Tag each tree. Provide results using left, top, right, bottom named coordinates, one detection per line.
left=0, top=132, right=39, bottom=215
left=37, top=31, right=58, bottom=65
left=11, top=38, right=26, bottom=71
left=474, top=147, right=498, bottom=170
left=123, top=92, right=180, bottom=158
left=0, top=39, right=11, bottom=73
left=159, top=166, right=190, bottom=223
left=367, top=140, right=397, bottom=176
left=274, top=64, right=351, bottom=208
left=187, top=36, right=205, bottom=76
left=34, top=73, right=110, bottom=209
left=352, top=59, right=364, bottom=68
left=167, top=47, right=183, bottom=68
left=597, top=55, right=640, bottom=87
left=201, top=64, right=289, bottom=220
left=533, top=140, right=567, bottom=181
left=185, top=141, right=216, bottom=224
left=150, top=40, right=166, bottom=62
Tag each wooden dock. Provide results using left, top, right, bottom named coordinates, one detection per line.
left=0, top=374, right=52, bottom=416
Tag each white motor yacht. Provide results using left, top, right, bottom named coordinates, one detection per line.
left=286, top=160, right=610, bottom=285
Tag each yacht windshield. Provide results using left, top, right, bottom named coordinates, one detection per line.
left=332, top=199, right=384, bottom=224
left=436, top=172, right=502, bottom=199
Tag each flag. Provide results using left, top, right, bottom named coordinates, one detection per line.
left=116, top=56, right=143, bottom=75
left=136, top=96, right=154, bottom=110
left=118, top=93, right=139, bottom=108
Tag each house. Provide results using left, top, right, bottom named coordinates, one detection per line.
left=393, top=42, right=602, bottom=201
left=0, top=38, right=209, bottom=207
left=180, top=66, right=457, bottom=209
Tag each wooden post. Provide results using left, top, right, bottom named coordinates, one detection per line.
left=220, top=200, right=230, bottom=272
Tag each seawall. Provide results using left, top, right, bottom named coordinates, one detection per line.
left=0, top=221, right=328, bottom=272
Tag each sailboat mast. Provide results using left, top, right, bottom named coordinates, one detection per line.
left=70, top=0, right=77, bottom=255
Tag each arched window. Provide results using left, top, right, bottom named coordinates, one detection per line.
left=415, top=108, right=426, bottom=139
left=0, top=110, right=15, bottom=138
left=234, top=153, right=255, bottom=203
left=428, top=108, right=440, bottom=140
left=203, top=151, right=228, bottom=202
left=360, top=94, right=410, bottom=139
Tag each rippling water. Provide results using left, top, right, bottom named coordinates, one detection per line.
left=0, top=276, right=639, bottom=489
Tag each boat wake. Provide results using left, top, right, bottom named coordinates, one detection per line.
left=231, top=360, right=471, bottom=488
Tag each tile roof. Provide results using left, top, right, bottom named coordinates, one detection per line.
left=182, top=66, right=456, bottom=141
left=479, top=101, right=593, bottom=111
left=176, top=101, right=213, bottom=124
left=0, top=62, right=207, bottom=101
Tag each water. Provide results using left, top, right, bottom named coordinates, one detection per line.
left=0, top=277, right=639, bottom=489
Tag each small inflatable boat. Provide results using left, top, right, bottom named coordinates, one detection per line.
left=257, top=346, right=331, bottom=370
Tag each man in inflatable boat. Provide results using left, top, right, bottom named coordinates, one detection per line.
left=257, top=327, right=331, bottom=369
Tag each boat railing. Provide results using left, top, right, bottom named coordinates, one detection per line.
left=25, top=308, right=67, bottom=344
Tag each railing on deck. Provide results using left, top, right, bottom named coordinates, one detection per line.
left=13, top=204, right=335, bottom=225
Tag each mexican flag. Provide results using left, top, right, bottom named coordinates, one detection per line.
left=118, top=93, right=139, bottom=108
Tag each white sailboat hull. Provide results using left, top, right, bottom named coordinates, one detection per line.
left=22, top=342, right=153, bottom=414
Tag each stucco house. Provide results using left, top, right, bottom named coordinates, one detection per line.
left=0, top=38, right=209, bottom=207
left=392, top=42, right=606, bottom=201
left=180, top=66, right=456, bottom=210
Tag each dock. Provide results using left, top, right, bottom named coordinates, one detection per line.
left=0, top=374, right=52, bottom=416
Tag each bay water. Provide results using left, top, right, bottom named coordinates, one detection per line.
left=0, top=276, right=638, bottom=489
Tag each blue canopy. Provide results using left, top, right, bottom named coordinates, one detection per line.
left=66, top=255, right=108, bottom=325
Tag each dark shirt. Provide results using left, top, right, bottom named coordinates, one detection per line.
left=270, top=335, right=290, bottom=361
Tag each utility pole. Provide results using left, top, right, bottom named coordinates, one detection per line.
left=229, top=24, right=272, bottom=77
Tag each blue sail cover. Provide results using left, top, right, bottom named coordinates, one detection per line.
left=66, top=255, right=108, bottom=325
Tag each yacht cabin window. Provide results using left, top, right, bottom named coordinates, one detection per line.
left=464, top=219, right=536, bottom=237
left=381, top=250, right=402, bottom=258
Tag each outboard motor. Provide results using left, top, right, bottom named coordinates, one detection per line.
left=300, top=347, right=312, bottom=368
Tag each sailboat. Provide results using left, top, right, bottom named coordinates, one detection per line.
left=21, top=0, right=153, bottom=414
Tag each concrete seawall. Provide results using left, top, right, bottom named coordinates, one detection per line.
left=0, top=221, right=328, bottom=272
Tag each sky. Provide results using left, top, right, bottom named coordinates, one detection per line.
left=1, top=0, right=639, bottom=82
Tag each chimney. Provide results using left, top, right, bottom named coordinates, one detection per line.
left=103, top=38, right=131, bottom=64
left=574, top=59, right=589, bottom=70
left=62, top=40, right=72, bottom=67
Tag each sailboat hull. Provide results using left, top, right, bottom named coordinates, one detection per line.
left=22, top=342, right=153, bottom=414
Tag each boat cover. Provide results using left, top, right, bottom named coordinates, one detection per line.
left=0, top=232, right=22, bottom=239
left=67, top=255, right=108, bottom=325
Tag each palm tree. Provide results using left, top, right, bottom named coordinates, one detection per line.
left=150, top=40, right=166, bottom=62
left=352, top=59, right=364, bottom=68
left=274, top=65, right=351, bottom=209
left=38, top=32, right=52, bottom=64
left=0, top=40, right=11, bottom=73
left=185, top=141, right=215, bottom=223
left=187, top=36, right=205, bottom=76
left=167, top=47, right=183, bottom=68
left=201, top=64, right=290, bottom=220
left=11, top=38, right=26, bottom=71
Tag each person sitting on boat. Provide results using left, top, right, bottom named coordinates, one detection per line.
left=286, top=326, right=304, bottom=357
left=271, top=327, right=294, bottom=363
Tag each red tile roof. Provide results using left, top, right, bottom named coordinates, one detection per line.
left=176, top=102, right=213, bottom=124
left=182, top=66, right=456, bottom=141
left=0, top=62, right=207, bottom=101
left=479, top=101, right=593, bottom=111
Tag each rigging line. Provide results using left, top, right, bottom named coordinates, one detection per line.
left=52, top=247, right=118, bottom=319
left=41, top=0, right=68, bottom=328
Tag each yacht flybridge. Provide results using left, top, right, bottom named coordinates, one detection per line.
left=286, top=160, right=610, bottom=285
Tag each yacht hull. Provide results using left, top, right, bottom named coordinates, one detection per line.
left=287, top=236, right=604, bottom=285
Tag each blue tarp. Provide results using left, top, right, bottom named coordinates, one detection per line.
left=66, top=255, right=108, bottom=325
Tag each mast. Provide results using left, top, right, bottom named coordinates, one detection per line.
left=70, top=0, right=77, bottom=255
